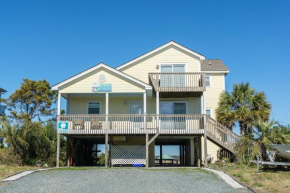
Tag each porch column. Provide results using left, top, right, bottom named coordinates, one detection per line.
left=156, top=91, right=159, bottom=114
left=190, top=138, right=194, bottom=166
left=143, top=92, right=147, bottom=130
left=203, top=91, right=208, bottom=167
left=66, top=136, right=70, bottom=167
left=146, top=133, right=149, bottom=168
left=105, top=133, right=108, bottom=168
left=156, top=91, right=160, bottom=131
left=56, top=92, right=61, bottom=167
left=105, top=93, right=109, bottom=129
left=105, top=92, right=109, bottom=168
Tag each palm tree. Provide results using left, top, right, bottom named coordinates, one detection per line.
left=235, top=120, right=290, bottom=163
left=216, top=82, right=271, bottom=136
left=0, top=120, right=29, bottom=157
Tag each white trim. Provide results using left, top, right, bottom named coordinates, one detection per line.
left=116, top=41, right=205, bottom=70
left=156, top=92, right=159, bottom=114
left=202, top=70, right=229, bottom=74
left=87, top=101, right=102, bottom=114
left=105, top=93, right=109, bottom=115
left=143, top=92, right=147, bottom=115
left=203, top=91, right=206, bottom=115
left=159, top=101, right=188, bottom=114
left=223, top=74, right=226, bottom=91
left=205, top=75, right=211, bottom=87
left=57, top=93, right=61, bottom=116
left=52, top=63, right=152, bottom=90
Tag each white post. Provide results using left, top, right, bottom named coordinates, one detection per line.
left=143, top=92, right=147, bottom=130
left=105, top=92, right=109, bottom=168
left=56, top=92, right=61, bottom=167
left=106, top=93, right=109, bottom=129
left=203, top=91, right=208, bottom=167
left=156, top=91, right=159, bottom=114
left=190, top=138, right=195, bottom=166
left=156, top=91, right=160, bottom=131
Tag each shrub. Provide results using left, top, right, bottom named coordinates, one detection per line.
left=0, top=148, right=23, bottom=165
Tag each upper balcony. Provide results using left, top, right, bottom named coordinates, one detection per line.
left=149, top=72, right=206, bottom=98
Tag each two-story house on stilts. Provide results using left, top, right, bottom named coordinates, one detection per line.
left=52, top=41, right=239, bottom=167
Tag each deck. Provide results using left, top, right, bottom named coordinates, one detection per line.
left=58, top=114, right=205, bottom=135
left=58, top=114, right=239, bottom=153
left=149, top=72, right=206, bottom=97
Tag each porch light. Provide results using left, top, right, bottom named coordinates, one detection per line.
left=156, top=64, right=159, bottom=69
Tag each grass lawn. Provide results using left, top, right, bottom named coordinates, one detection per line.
left=0, top=165, right=38, bottom=180
left=210, top=164, right=290, bottom=193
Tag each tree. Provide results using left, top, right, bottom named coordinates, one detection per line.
left=0, top=120, right=28, bottom=160
left=234, top=120, right=290, bottom=164
left=216, top=82, right=271, bottom=136
left=5, top=79, right=57, bottom=122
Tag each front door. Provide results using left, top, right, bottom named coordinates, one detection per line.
left=130, top=101, right=144, bottom=129
left=160, top=102, right=186, bottom=129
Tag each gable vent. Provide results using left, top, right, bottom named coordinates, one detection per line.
left=98, top=74, right=107, bottom=83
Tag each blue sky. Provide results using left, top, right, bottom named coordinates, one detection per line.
left=1, top=0, right=290, bottom=129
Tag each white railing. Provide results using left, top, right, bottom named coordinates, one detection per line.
left=58, top=114, right=205, bottom=135
left=149, top=72, right=206, bottom=92
left=206, top=117, right=240, bottom=152
left=58, top=114, right=239, bottom=152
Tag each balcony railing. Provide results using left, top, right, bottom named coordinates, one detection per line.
left=58, top=114, right=239, bottom=152
left=58, top=114, right=205, bottom=135
left=149, top=72, right=206, bottom=92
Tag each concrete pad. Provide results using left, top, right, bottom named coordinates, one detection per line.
left=203, top=168, right=245, bottom=189
left=1, top=168, right=53, bottom=182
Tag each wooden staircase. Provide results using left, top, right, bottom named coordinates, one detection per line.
left=206, top=117, right=240, bottom=153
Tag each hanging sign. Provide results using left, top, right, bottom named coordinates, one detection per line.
left=92, top=83, right=112, bottom=92
left=57, top=121, right=69, bottom=134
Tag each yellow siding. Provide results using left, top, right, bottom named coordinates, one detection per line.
left=60, top=68, right=144, bottom=93
left=201, top=136, right=221, bottom=163
left=202, top=74, right=225, bottom=119
left=120, top=46, right=201, bottom=84
left=69, top=96, right=201, bottom=114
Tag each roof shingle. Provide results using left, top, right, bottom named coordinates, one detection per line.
left=201, top=59, right=229, bottom=72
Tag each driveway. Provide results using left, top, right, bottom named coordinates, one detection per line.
left=0, top=168, right=247, bottom=193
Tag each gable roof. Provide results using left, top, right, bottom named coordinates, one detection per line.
left=51, top=63, right=152, bottom=91
left=116, top=40, right=206, bottom=70
left=201, top=59, right=229, bottom=73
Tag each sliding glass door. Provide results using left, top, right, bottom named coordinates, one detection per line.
left=160, top=64, right=185, bottom=88
left=160, top=102, right=186, bottom=129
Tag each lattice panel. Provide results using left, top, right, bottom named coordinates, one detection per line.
left=111, top=145, right=146, bottom=165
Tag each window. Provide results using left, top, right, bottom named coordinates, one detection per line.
left=130, top=101, right=143, bottom=114
left=160, top=102, right=187, bottom=114
left=160, top=64, right=186, bottom=88
left=205, top=75, right=210, bottom=87
left=206, top=109, right=211, bottom=117
left=88, top=102, right=100, bottom=114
